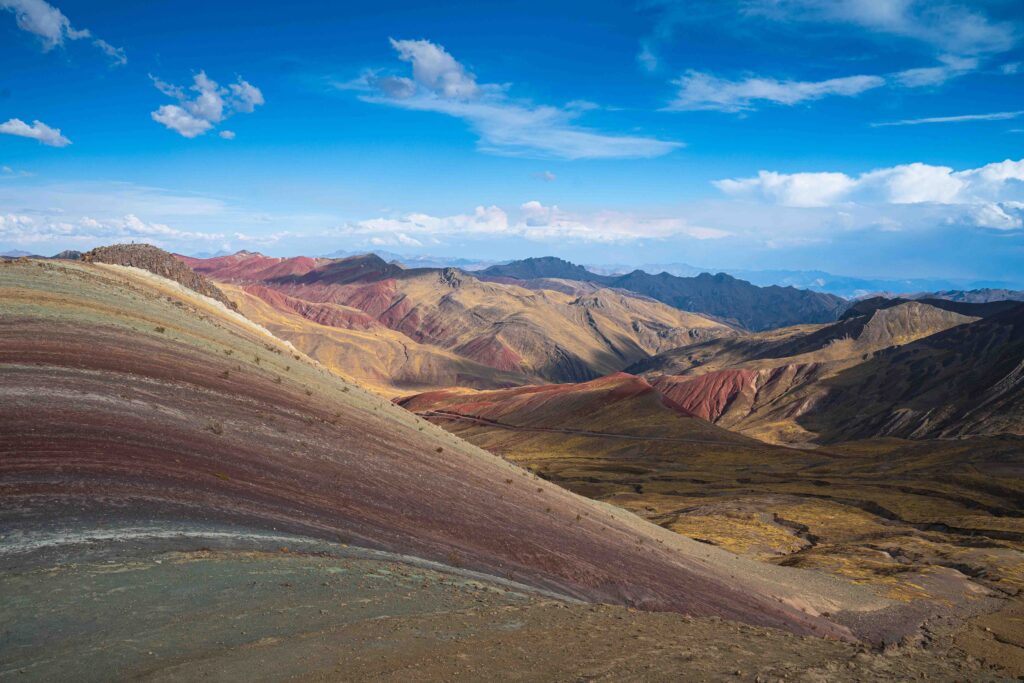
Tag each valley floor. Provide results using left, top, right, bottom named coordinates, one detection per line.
left=411, top=408, right=1024, bottom=676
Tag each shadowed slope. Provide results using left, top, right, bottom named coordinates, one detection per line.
left=800, top=302, right=1024, bottom=440
left=0, top=257, right=872, bottom=639
left=629, top=301, right=985, bottom=443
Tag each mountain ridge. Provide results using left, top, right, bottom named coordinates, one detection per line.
left=479, top=257, right=846, bottom=331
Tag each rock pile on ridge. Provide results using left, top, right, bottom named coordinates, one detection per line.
left=83, top=243, right=236, bottom=309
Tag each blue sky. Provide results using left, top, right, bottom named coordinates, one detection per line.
left=1, top=0, right=1023, bottom=283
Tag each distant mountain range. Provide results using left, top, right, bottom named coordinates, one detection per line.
left=479, top=256, right=846, bottom=331
left=906, top=288, right=1024, bottom=304
left=323, top=249, right=1023, bottom=297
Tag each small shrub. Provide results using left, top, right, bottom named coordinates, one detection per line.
left=154, top=326, right=165, bottom=333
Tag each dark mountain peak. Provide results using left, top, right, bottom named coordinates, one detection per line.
left=279, top=251, right=405, bottom=285
left=840, top=296, right=907, bottom=320
left=481, top=256, right=597, bottom=281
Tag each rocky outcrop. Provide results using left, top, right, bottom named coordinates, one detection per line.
left=83, top=244, right=236, bottom=309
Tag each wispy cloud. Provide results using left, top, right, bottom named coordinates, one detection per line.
left=667, top=53, right=993, bottom=113
left=0, top=118, right=70, bottom=147
left=872, top=110, right=1024, bottom=127
left=341, top=38, right=682, bottom=160
left=666, top=71, right=885, bottom=112
left=891, top=54, right=978, bottom=87
left=150, top=72, right=264, bottom=139
left=0, top=0, right=126, bottom=65
left=647, top=1, right=1017, bottom=112
left=1, top=165, right=32, bottom=178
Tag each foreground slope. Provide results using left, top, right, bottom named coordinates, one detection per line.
left=5, top=547, right=1000, bottom=683
left=0, top=256, right=872, bottom=639
left=183, top=251, right=735, bottom=389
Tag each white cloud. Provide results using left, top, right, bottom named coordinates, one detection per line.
left=333, top=201, right=729, bottom=244
left=717, top=159, right=1024, bottom=206
left=872, top=110, right=1024, bottom=127
left=744, top=0, right=1019, bottom=55
left=0, top=0, right=125, bottom=64
left=0, top=212, right=226, bottom=246
left=345, top=38, right=682, bottom=160
left=534, top=170, right=556, bottom=182
left=356, top=205, right=511, bottom=236
left=150, top=72, right=264, bottom=138
left=151, top=105, right=213, bottom=139
left=390, top=38, right=480, bottom=99
left=714, top=171, right=858, bottom=207
left=666, top=71, right=885, bottom=112
left=0, top=181, right=314, bottom=253
left=966, top=203, right=1023, bottom=230
left=714, top=158, right=1024, bottom=231
left=229, top=78, right=265, bottom=113
left=0, top=117, right=71, bottom=147
left=218, top=130, right=236, bottom=140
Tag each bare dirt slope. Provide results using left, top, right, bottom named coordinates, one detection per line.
left=2, top=542, right=1002, bottom=683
